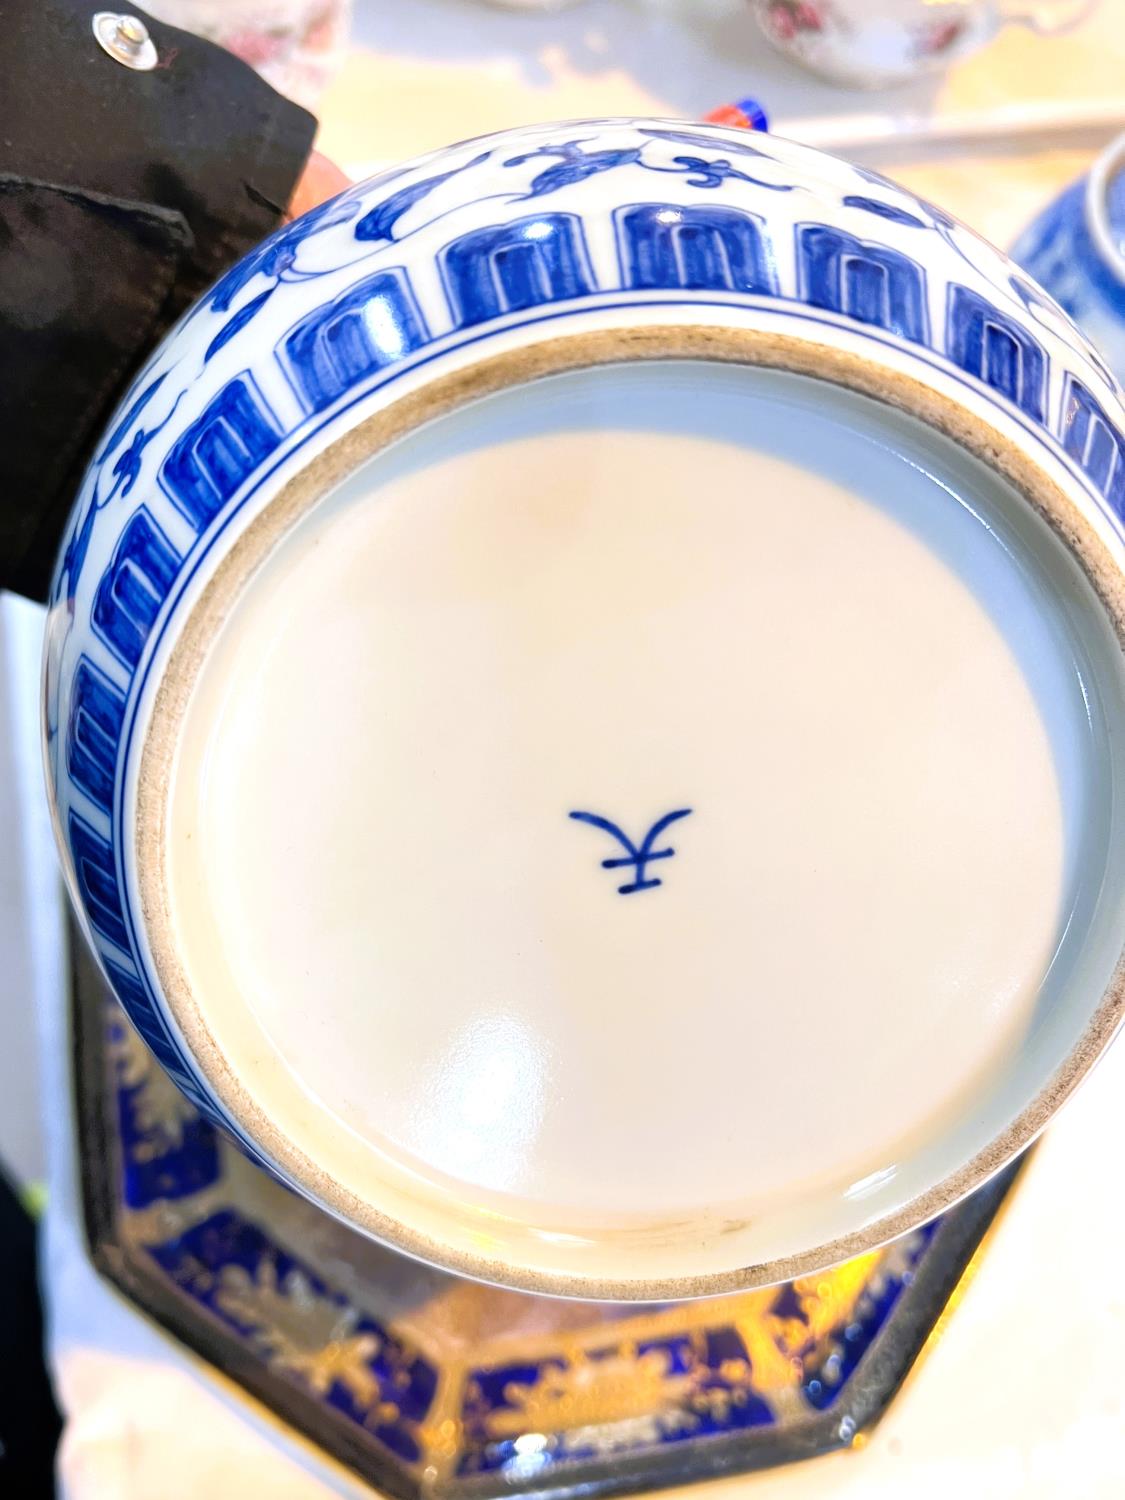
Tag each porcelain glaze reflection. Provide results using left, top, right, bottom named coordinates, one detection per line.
left=43, top=118, right=1125, bottom=1299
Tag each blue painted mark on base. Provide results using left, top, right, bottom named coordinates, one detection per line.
left=569, top=808, right=693, bottom=894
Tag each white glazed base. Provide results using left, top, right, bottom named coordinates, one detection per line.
left=139, top=353, right=1125, bottom=1296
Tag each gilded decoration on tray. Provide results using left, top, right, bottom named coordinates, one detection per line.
left=82, top=986, right=1011, bottom=1496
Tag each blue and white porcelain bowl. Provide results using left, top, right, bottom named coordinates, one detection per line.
left=44, top=120, right=1125, bottom=1300
left=1014, top=130, right=1125, bottom=384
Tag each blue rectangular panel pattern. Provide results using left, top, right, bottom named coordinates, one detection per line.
left=615, top=203, right=778, bottom=295
left=66, top=656, right=126, bottom=817
left=68, top=812, right=129, bottom=952
left=441, top=213, right=595, bottom=328
left=947, top=285, right=1047, bottom=422
left=90, top=506, right=181, bottom=672
left=797, top=224, right=929, bottom=345
left=1062, top=376, right=1125, bottom=514
left=278, top=268, right=430, bottom=413
left=159, top=375, right=282, bottom=532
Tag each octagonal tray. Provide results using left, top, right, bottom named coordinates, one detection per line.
left=71, top=928, right=1022, bottom=1497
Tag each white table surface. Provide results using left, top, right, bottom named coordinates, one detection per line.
left=3, top=0, right=1125, bottom=1494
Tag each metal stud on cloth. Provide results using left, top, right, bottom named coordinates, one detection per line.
left=92, top=12, right=159, bottom=71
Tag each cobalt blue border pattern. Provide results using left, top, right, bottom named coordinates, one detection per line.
left=45, top=120, right=1125, bottom=1147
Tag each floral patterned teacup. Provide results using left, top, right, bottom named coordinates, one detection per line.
left=754, top=0, right=1098, bottom=89
left=143, top=0, right=352, bottom=108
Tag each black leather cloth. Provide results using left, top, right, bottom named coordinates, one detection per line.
left=0, top=0, right=316, bottom=600
left=0, top=1170, right=60, bottom=1495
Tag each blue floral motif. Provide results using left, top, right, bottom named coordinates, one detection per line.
left=96, top=372, right=168, bottom=462
left=838, top=162, right=962, bottom=237
left=668, top=154, right=793, bottom=192
left=502, top=139, right=793, bottom=199
left=504, top=140, right=648, bottom=197
left=842, top=195, right=927, bottom=229
left=839, top=174, right=1076, bottom=352
left=184, top=132, right=804, bottom=379
left=353, top=152, right=492, bottom=244
left=60, top=390, right=185, bottom=607
left=204, top=289, right=274, bottom=362
left=639, top=126, right=774, bottom=159
left=180, top=192, right=368, bottom=357
left=208, top=192, right=363, bottom=314
left=110, top=392, right=185, bottom=497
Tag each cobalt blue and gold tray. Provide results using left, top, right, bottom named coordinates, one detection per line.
left=72, top=929, right=1021, bottom=1497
